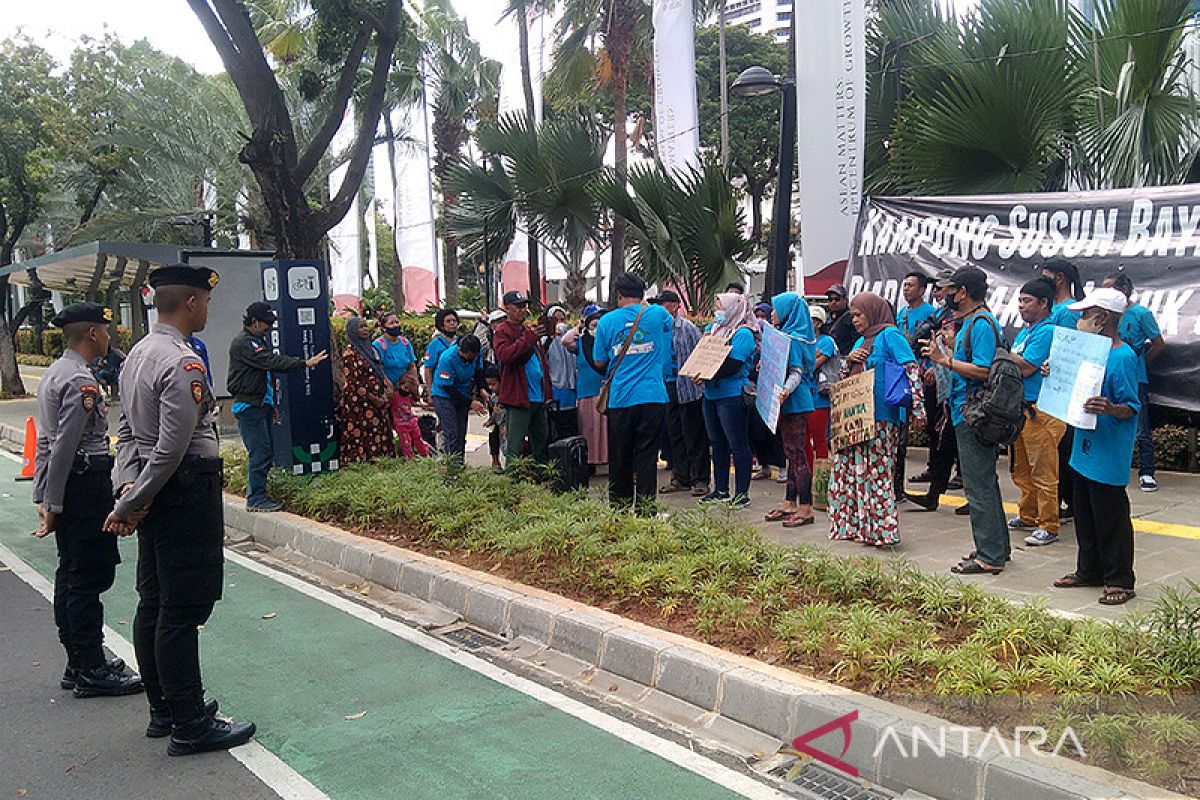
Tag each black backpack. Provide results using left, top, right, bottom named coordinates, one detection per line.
left=960, top=313, right=1026, bottom=446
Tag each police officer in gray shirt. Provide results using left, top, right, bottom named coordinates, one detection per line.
left=33, top=303, right=143, bottom=698
left=104, top=264, right=256, bottom=755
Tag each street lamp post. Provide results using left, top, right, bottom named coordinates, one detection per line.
left=731, top=66, right=796, bottom=300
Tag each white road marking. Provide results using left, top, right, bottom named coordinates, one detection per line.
left=0, top=541, right=328, bottom=800
left=226, top=549, right=791, bottom=800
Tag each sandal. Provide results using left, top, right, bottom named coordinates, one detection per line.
left=782, top=514, right=815, bottom=528
left=951, top=559, right=1003, bottom=575
left=764, top=508, right=792, bottom=522
left=1098, top=587, right=1136, bottom=605
left=659, top=482, right=688, bottom=494
left=1053, top=573, right=1102, bottom=589
left=962, top=550, right=1012, bottom=563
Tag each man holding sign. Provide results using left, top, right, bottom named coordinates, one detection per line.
left=1046, top=288, right=1141, bottom=606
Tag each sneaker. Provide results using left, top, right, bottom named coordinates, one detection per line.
left=247, top=500, right=283, bottom=513
left=1139, top=475, right=1158, bottom=492
left=1024, top=528, right=1059, bottom=547
left=73, top=664, right=143, bottom=698
left=1007, top=517, right=1035, bottom=530
left=727, top=494, right=751, bottom=510
left=698, top=491, right=730, bottom=505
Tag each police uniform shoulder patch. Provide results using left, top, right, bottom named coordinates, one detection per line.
left=183, top=361, right=207, bottom=374
left=191, top=380, right=204, bottom=403
left=80, top=383, right=99, bottom=412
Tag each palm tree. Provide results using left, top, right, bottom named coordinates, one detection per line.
left=447, top=113, right=606, bottom=309
left=423, top=0, right=500, bottom=306
left=591, top=158, right=751, bottom=314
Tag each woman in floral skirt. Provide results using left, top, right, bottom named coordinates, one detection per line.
left=827, top=292, right=923, bottom=546
left=337, top=317, right=396, bottom=463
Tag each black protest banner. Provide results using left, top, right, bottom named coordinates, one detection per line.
left=846, top=186, right=1200, bottom=412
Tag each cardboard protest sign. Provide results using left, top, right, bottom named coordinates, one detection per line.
left=680, top=335, right=732, bottom=380
left=1038, top=327, right=1111, bottom=431
left=829, top=369, right=876, bottom=451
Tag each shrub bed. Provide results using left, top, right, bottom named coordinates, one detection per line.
left=221, top=451, right=1200, bottom=792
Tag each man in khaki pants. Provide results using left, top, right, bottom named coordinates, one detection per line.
left=1008, top=277, right=1065, bottom=546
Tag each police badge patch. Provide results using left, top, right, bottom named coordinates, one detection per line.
left=81, top=391, right=97, bottom=412
left=191, top=380, right=204, bottom=403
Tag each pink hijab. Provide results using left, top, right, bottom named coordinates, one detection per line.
left=707, top=292, right=757, bottom=342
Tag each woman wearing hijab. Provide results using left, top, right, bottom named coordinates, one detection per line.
left=696, top=292, right=759, bottom=509
left=827, top=292, right=923, bottom=546
left=561, top=308, right=607, bottom=466
left=337, top=317, right=396, bottom=463
left=763, top=292, right=817, bottom=527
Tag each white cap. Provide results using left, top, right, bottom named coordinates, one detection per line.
left=487, top=309, right=507, bottom=323
left=1068, top=287, right=1127, bottom=314
left=810, top=305, right=828, bottom=325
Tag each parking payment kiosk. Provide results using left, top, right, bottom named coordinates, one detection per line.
left=260, top=260, right=338, bottom=474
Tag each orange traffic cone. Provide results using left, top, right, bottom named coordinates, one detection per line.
left=15, top=416, right=35, bottom=481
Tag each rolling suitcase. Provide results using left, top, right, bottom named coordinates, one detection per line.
left=549, top=435, right=589, bottom=493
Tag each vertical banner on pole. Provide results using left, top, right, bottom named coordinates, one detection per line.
left=328, top=104, right=363, bottom=314
left=795, top=0, right=866, bottom=294
left=393, top=95, right=440, bottom=311
left=652, top=0, right=701, bottom=176
left=261, top=260, right=337, bottom=474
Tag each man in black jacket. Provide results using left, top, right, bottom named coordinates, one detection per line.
left=227, top=302, right=327, bottom=511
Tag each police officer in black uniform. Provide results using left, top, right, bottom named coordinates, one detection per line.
left=105, top=264, right=256, bottom=755
left=33, top=303, right=143, bottom=698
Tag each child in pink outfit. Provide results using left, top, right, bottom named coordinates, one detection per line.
left=392, top=372, right=430, bottom=458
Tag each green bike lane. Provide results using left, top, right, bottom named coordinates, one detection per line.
left=0, top=455, right=777, bottom=800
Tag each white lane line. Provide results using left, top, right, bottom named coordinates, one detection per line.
left=226, top=549, right=791, bottom=800
left=0, top=541, right=328, bottom=800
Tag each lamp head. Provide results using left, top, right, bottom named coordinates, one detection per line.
left=731, top=65, right=781, bottom=97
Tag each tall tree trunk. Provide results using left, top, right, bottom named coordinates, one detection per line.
left=749, top=184, right=765, bottom=243
left=383, top=112, right=406, bottom=312
left=608, top=58, right=628, bottom=304
left=0, top=270, right=27, bottom=397
left=443, top=237, right=459, bottom=307
left=516, top=1, right=542, bottom=305
left=564, top=257, right=587, bottom=310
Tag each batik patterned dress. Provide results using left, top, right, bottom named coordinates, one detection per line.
left=827, top=363, right=924, bottom=546
left=336, top=348, right=396, bottom=463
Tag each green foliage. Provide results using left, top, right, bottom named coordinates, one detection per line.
left=328, top=313, right=437, bottom=357
left=15, top=328, right=133, bottom=359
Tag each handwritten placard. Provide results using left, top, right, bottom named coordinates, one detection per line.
left=829, top=370, right=876, bottom=451
left=1037, top=327, right=1111, bottom=431
left=755, top=323, right=789, bottom=433
left=680, top=335, right=732, bottom=380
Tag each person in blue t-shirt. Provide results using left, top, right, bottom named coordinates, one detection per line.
left=765, top=292, right=817, bottom=528
left=827, top=292, right=919, bottom=547
left=1005, top=277, right=1065, bottom=547
left=923, top=266, right=1008, bottom=575
left=807, top=305, right=837, bottom=470
left=1044, top=258, right=1085, bottom=520
left=562, top=308, right=608, bottom=468
left=896, top=272, right=937, bottom=340
left=373, top=310, right=417, bottom=388
left=591, top=273, right=673, bottom=507
left=430, top=335, right=484, bottom=461
left=421, top=308, right=460, bottom=402
left=1102, top=272, right=1167, bottom=493
left=692, top=292, right=758, bottom=509
left=1045, top=288, right=1141, bottom=605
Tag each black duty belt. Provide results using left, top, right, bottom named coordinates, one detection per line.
left=176, top=455, right=224, bottom=477
left=71, top=453, right=114, bottom=475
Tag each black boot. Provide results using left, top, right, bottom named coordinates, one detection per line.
left=73, top=663, right=143, bottom=698
left=167, top=714, right=256, bottom=757
left=147, top=698, right=220, bottom=738
left=905, top=492, right=938, bottom=512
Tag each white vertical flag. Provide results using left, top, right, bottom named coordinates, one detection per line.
left=652, top=0, right=701, bottom=176
left=328, top=103, right=363, bottom=313
left=795, top=0, right=866, bottom=293
left=392, top=94, right=440, bottom=311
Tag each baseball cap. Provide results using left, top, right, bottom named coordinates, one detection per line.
left=245, top=301, right=277, bottom=324
left=934, top=267, right=956, bottom=288
left=502, top=290, right=528, bottom=306
left=487, top=308, right=507, bottom=323
left=826, top=284, right=848, bottom=298
left=653, top=289, right=681, bottom=304
left=945, top=266, right=988, bottom=296
left=809, top=305, right=828, bottom=325
left=583, top=303, right=601, bottom=317
left=1069, top=287, right=1127, bottom=314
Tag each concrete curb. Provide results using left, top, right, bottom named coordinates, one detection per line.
left=222, top=496, right=1185, bottom=800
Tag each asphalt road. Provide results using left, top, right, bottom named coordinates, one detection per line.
left=0, top=568, right=279, bottom=800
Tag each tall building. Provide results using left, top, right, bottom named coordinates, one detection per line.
left=721, top=0, right=792, bottom=43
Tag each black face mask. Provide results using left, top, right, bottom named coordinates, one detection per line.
left=385, top=326, right=402, bottom=337
left=945, top=291, right=961, bottom=311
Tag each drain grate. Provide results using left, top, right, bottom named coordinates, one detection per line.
left=434, top=625, right=506, bottom=651
left=772, top=763, right=893, bottom=800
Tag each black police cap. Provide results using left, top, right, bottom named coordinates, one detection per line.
left=148, top=263, right=220, bottom=291
left=51, top=302, right=113, bottom=328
